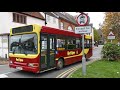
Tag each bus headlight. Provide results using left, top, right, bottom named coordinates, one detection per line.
left=9, top=60, right=13, bottom=64
left=28, top=63, right=39, bottom=67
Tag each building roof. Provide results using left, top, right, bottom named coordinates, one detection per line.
left=53, top=12, right=77, bottom=25
left=19, top=12, right=45, bottom=20
left=64, top=13, right=77, bottom=25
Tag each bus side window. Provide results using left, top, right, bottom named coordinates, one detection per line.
left=84, top=39, right=87, bottom=48
left=76, top=38, right=80, bottom=48
left=67, top=38, right=76, bottom=49
left=56, top=37, right=65, bottom=51
left=90, top=39, right=92, bottom=48
left=86, top=40, right=90, bottom=48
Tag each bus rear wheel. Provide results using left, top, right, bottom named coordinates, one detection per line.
left=56, top=59, right=64, bottom=69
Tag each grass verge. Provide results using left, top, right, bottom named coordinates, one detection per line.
left=69, top=59, right=120, bottom=78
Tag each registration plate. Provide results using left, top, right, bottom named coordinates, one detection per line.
left=16, top=67, right=23, bottom=70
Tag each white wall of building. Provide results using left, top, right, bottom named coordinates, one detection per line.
left=0, top=12, right=45, bottom=58
left=46, top=14, right=59, bottom=29
left=0, top=12, right=45, bottom=34
left=40, top=12, right=59, bottom=29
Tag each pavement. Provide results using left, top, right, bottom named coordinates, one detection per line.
left=0, top=58, right=9, bottom=65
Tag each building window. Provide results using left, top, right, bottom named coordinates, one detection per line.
left=13, top=13, right=26, bottom=24
left=53, top=17, right=56, bottom=24
left=46, top=15, right=50, bottom=22
left=60, top=22, right=64, bottom=30
left=68, top=26, right=73, bottom=31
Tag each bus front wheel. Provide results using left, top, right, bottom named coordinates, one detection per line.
left=56, top=59, right=64, bottom=69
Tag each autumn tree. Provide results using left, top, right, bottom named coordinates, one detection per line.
left=93, top=27, right=100, bottom=42
left=101, top=12, right=120, bottom=43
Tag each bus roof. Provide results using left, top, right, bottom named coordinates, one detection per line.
left=41, top=26, right=82, bottom=38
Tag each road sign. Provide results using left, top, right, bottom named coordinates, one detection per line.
left=107, top=36, right=115, bottom=39
left=75, top=26, right=92, bottom=34
left=76, top=13, right=89, bottom=26
left=108, top=31, right=115, bottom=39
left=109, top=31, right=114, bottom=36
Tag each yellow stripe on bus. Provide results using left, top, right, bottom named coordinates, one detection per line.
left=55, top=49, right=89, bottom=60
left=9, top=53, right=38, bottom=59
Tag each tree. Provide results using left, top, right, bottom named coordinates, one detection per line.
left=93, top=27, right=100, bottom=42
left=101, top=12, right=120, bottom=43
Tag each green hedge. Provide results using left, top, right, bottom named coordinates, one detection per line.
left=101, top=43, right=120, bottom=61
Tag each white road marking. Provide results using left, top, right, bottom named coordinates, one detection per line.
left=2, top=72, right=13, bottom=75
left=56, top=58, right=100, bottom=78
left=56, top=64, right=81, bottom=78
left=0, top=74, right=8, bottom=78
left=0, top=70, right=19, bottom=78
left=0, top=64, right=8, bottom=67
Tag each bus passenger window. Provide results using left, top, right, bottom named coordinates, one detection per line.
left=76, top=38, right=80, bottom=48
left=86, top=40, right=90, bottom=48
left=41, top=36, right=47, bottom=50
left=56, top=38, right=65, bottom=50
left=67, top=39, right=76, bottom=49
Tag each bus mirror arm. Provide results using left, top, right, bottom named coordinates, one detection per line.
left=13, top=50, right=15, bottom=54
left=24, top=51, right=28, bottom=56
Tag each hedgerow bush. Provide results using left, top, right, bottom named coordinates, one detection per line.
left=101, top=43, right=120, bottom=61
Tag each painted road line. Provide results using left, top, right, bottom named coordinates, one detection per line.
left=0, top=74, right=8, bottom=78
left=59, top=67, right=80, bottom=78
left=56, top=58, right=100, bottom=78
left=0, top=69, right=20, bottom=78
left=2, top=71, right=13, bottom=75
left=0, top=64, right=9, bottom=67
left=57, top=64, right=83, bottom=78
left=56, top=64, right=82, bottom=78
left=0, top=72, right=13, bottom=78
left=56, top=66, right=78, bottom=78
left=66, top=59, right=101, bottom=78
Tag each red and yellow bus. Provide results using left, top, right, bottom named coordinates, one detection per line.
left=9, top=24, right=92, bottom=73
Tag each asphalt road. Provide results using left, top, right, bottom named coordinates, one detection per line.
left=0, top=45, right=103, bottom=78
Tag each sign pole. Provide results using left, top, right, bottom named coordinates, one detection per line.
left=111, top=40, right=112, bottom=43
left=82, top=34, right=86, bottom=75
left=75, top=12, right=91, bottom=76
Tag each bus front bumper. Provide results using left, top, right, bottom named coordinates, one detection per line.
left=9, top=64, right=39, bottom=73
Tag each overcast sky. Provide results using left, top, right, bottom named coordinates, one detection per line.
left=67, top=12, right=105, bottom=29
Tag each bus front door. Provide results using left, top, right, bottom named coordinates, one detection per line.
left=40, top=34, right=56, bottom=71
left=49, top=35, right=56, bottom=68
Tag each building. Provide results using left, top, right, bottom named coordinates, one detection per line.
left=97, top=29, right=104, bottom=45
left=0, top=12, right=45, bottom=58
left=40, top=12, right=59, bottom=29
left=0, top=12, right=95, bottom=59
left=53, top=12, right=78, bottom=31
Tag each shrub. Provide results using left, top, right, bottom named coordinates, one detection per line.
left=101, top=43, right=120, bottom=61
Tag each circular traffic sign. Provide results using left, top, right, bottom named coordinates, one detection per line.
left=76, top=13, right=89, bottom=26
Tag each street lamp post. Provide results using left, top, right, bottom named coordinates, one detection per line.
left=45, top=12, right=47, bottom=26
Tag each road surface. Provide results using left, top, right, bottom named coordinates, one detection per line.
left=0, top=45, right=103, bottom=78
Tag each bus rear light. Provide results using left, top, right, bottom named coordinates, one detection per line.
left=28, top=63, right=39, bottom=67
